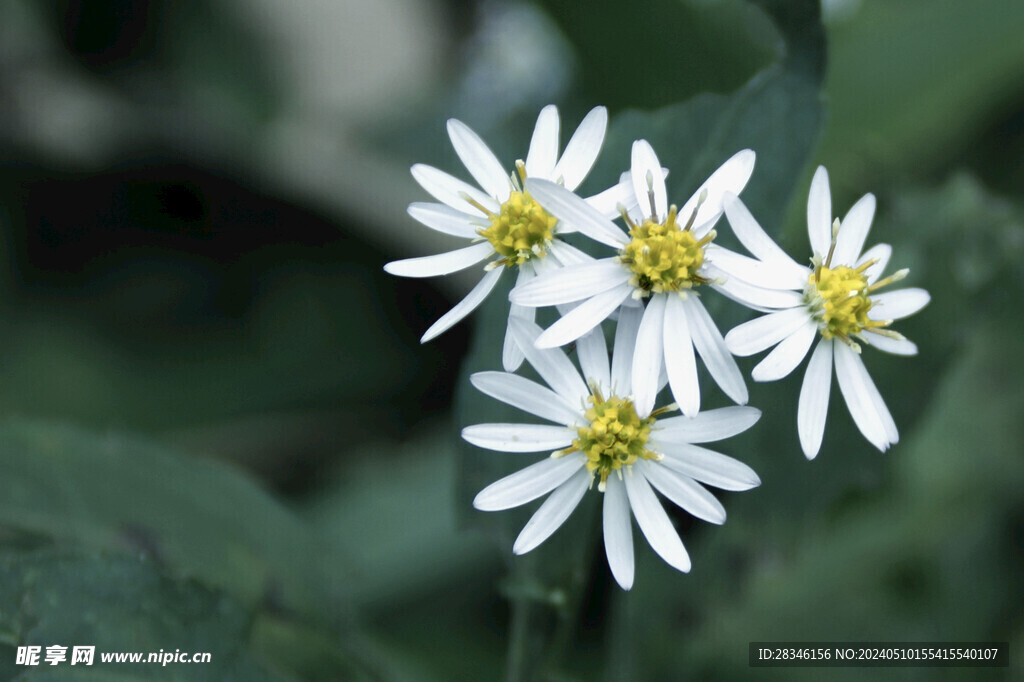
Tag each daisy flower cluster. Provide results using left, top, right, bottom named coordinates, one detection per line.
left=385, top=106, right=929, bottom=589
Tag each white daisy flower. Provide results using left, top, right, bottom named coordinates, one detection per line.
left=510, top=140, right=762, bottom=419
left=384, top=105, right=633, bottom=371
left=467, top=314, right=761, bottom=590
left=722, top=166, right=931, bottom=459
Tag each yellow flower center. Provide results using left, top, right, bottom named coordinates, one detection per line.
left=620, top=205, right=713, bottom=295
left=478, top=190, right=556, bottom=268
left=564, top=391, right=659, bottom=492
left=805, top=218, right=909, bottom=348
left=806, top=265, right=876, bottom=339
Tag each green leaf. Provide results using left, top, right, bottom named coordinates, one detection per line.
left=0, top=420, right=346, bottom=629
left=536, top=0, right=781, bottom=109
left=0, top=266, right=440, bottom=436
left=0, top=549, right=279, bottom=681
left=302, top=423, right=496, bottom=610
left=597, top=0, right=825, bottom=238
left=820, top=0, right=1024, bottom=188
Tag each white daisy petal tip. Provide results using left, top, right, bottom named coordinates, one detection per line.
left=811, top=165, right=829, bottom=189
left=603, top=476, right=636, bottom=590
left=552, top=106, right=610, bottom=190
left=834, top=341, right=897, bottom=454
left=797, top=339, right=833, bottom=460
left=807, top=166, right=833, bottom=255
left=693, top=149, right=757, bottom=219
left=419, top=266, right=503, bottom=343
left=511, top=468, right=590, bottom=555
left=525, top=105, right=560, bottom=179
left=631, top=139, right=667, bottom=220
left=732, top=148, right=756, bottom=176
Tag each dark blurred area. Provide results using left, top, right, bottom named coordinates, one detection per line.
left=0, top=0, right=467, bottom=494
left=56, top=0, right=163, bottom=73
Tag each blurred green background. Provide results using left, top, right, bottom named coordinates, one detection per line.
left=0, top=0, right=1021, bottom=679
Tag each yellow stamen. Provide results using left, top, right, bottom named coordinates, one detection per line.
left=868, top=268, right=909, bottom=292
left=574, top=392, right=660, bottom=492
left=620, top=201, right=712, bottom=296
left=825, top=218, right=841, bottom=267
left=514, top=160, right=527, bottom=187
left=477, top=190, right=557, bottom=268
left=460, top=192, right=492, bottom=217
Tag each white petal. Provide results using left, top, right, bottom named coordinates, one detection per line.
left=657, top=361, right=669, bottom=396
left=525, top=105, right=559, bottom=179
left=751, top=319, right=818, bottom=382
left=535, top=285, right=631, bottom=349
left=684, top=297, right=748, bottom=405
left=470, top=371, right=583, bottom=425
left=709, top=267, right=805, bottom=310
left=869, top=288, right=931, bottom=320
left=639, top=460, right=726, bottom=524
left=462, top=423, right=575, bottom=452
left=502, top=266, right=535, bottom=372
left=725, top=307, right=811, bottom=356
left=547, top=239, right=593, bottom=266
left=383, top=241, right=493, bottom=278
left=858, top=243, right=891, bottom=284
left=513, top=468, right=591, bottom=554
left=584, top=173, right=637, bottom=220
left=473, top=455, right=584, bottom=511
left=624, top=471, right=691, bottom=573
left=421, top=267, right=503, bottom=342
left=611, top=304, right=644, bottom=397
left=663, top=294, right=699, bottom=417
left=411, top=163, right=499, bottom=214
left=631, top=140, right=667, bottom=221
left=510, top=259, right=629, bottom=307
left=807, top=166, right=832, bottom=257
left=653, top=442, right=761, bottom=491
left=525, top=178, right=629, bottom=248
left=447, top=118, right=512, bottom=202
left=576, top=326, right=611, bottom=394
left=832, top=193, right=876, bottom=265
left=722, top=193, right=805, bottom=277
left=603, top=476, right=635, bottom=590
left=798, top=338, right=833, bottom=459
left=654, top=405, right=761, bottom=443
left=407, top=202, right=481, bottom=239
left=706, top=245, right=806, bottom=291
left=834, top=341, right=897, bottom=452
left=631, top=295, right=667, bottom=419
left=552, top=106, right=607, bottom=190
left=679, top=149, right=756, bottom=234
left=502, top=311, right=531, bottom=371
left=509, top=318, right=589, bottom=405
left=860, top=361, right=900, bottom=446
left=863, top=333, right=918, bottom=356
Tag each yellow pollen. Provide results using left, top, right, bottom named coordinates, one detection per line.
left=806, top=266, right=889, bottom=340
left=569, top=391, right=658, bottom=491
left=477, top=190, right=556, bottom=268
left=620, top=205, right=712, bottom=295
